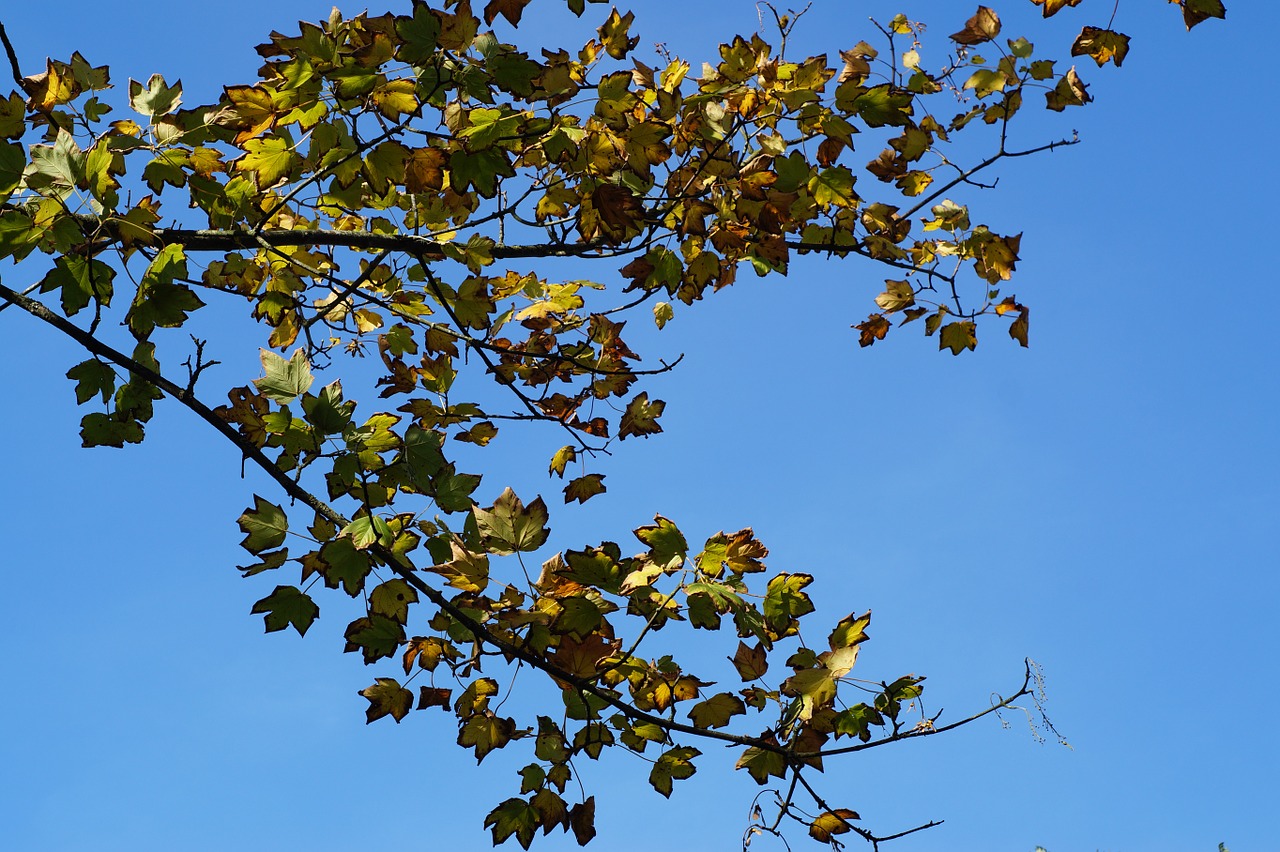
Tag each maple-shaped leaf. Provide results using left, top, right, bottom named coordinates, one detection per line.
left=635, top=515, right=687, bottom=569
left=736, top=739, right=788, bottom=784
left=343, top=614, right=406, bottom=664
left=369, top=579, right=419, bottom=624
left=648, top=746, right=700, bottom=798
left=474, top=487, right=550, bottom=554
left=599, top=9, right=639, bottom=59
left=359, top=677, right=413, bottom=723
left=874, top=279, right=916, bottom=313
left=939, top=320, right=978, bottom=355
left=395, top=1, right=442, bottom=64
left=431, top=539, right=490, bottom=593
left=763, top=573, right=815, bottom=640
left=696, top=529, right=768, bottom=576
left=418, top=686, right=452, bottom=711
left=484, top=0, right=533, bottom=26
left=1182, top=0, right=1226, bottom=30
left=235, top=136, right=299, bottom=188
left=1071, top=27, right=1131, bottom=67
left=223, top=85, right=277, bottom=143
left=403, top=635, right=457, bottom=674
left=950, top=6, right=1001, bottom=45
left=829, top=611, right=871, bottom=650
left=730, top=641, right=769, bottom=681
left=547, top=632, right=619, bottom=680
left=618, top=392, right=664, bottom=439
left=810, top=809, right=861, bottom=843
left=688, top=692, right=746, bottom=729
left=404, top=146, right=447, bottom=193
left=459, top=712, right=518, bottom=762
left=66, top=358, right=116, bottom=405
left=855, top=314, right=890, bottom=347
left=129, top=74, right=182, bottom=118
left=238, top=495, right=288, bottom=553
left=250, top=585, right=318, bottom=636
left=253, top=348, right=314, bottom=404
left=564, top=473, right=606, bottom=504
left=485, top=798, right=539, bottom=850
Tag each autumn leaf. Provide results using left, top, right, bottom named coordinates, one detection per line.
left=235, top=136, right=299, bottom=188
left=1182, top=0, right=1226, bottom=30
left=564, top=473, right=606, bottom=504
left=1071, top=27, right=1131, bottom=67
left=473, top=487, right=551, bottom=554
left=253, top=348, right=314, bottom=404
left=730, top=641, right=769, bottom=681
left=1030, top=0, right=1082, bottom=17
left=649, top=746, right=700, bottom=797
left=809, top=809, right=861, bottom=843
left=484, top=0, right=533, bottom=26
left=688, top=693, right=746, bottom=729
left=618, top=392, right=664, bottom=439
left=359, top=677, right=413, bottom=723
left=855, top=314, right=890, bottom=347
left=950, top=6, right=1001, bottom=45
left=939, top=321, right=978, bottom=355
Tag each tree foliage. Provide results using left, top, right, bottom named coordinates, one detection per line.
left=0, top=0, right=1222, bottom=847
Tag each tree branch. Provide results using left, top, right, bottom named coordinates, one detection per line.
left=0, top=22, right=24, bottom=88
left=0, top=278, right=794, bottom=759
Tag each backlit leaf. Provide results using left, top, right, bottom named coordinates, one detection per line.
left=359, top=677, right=413, bottom=723
left=250, top=585, right=318, bottom=636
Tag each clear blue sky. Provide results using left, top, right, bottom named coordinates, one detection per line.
left=0, top=2, right=1274, bottom=851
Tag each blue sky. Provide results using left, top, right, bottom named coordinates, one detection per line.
left=0, top=2, right=1274, bottom=851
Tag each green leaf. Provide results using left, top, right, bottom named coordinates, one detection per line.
left=473, top=487, right=550, bottom=554
left=635, top=515, right=687, bottom=569
left=396, top=0, right=443, bottom=64
left=306, top=538, right=373, bottom=596
left=688, top=692, right=746, bottom=729
left=939, top=320, right=978, bottom=355
left=563, top=473, right=606, bottom=504
left=253, top=348, right=314, bottom=404
left=648, top=746, right=700, bottom=797
left=458, top=712, right=517, bottom=762
left=369, top=579, right=419, bottom=623
left=763, top=572, right=815, bottom=639
left=250, top=585, right=319, bottom=636
left=618, top=392, right=664, bottom=439
left=237, top=496, right=288, bottom=553
left=736, top=741, right=787, bottom=784
left=343, top=614, right=406, bottom=664
left=359, top=677, right=413, bottom=723
left=0, top=142, right=23, bottom=203
left=236, top=135, right=299, bottom=188
left=66, top=359, right=116, bottom=405
left=484, top=798, right=539, bottom=850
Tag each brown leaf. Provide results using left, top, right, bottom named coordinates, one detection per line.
left=950, top=6, right=1001, bottom=45
left=483, top=0, right=533, bottom=26
left=855, top=314, right=890, bottom=347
